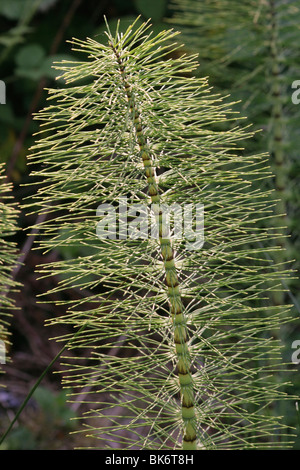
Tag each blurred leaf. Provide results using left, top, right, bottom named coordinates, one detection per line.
left=33, top=386, right=76, bottom=426
left=15, top=43, right=45, bottom=68
left=0, top=427, right=36, bottom=450
left=0, top=25, right=32, bottom=48
left=0, top=0, right=28, bottom=20
left=38, top=0, right=59, bottom=12
left=134, top=0, right=167, bottom=21
left=15, top=45, right=74, bottom=80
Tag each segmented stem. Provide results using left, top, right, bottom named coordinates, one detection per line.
left=111, top=43, right=197, bottom=450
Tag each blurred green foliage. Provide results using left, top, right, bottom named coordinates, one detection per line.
left=0, top=386, right=77, bottom=450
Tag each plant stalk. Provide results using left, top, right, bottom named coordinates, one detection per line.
left=111, top=43, right=197, bottom=450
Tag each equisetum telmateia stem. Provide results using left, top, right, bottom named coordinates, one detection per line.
left=110, top=43, right=197, bottom=450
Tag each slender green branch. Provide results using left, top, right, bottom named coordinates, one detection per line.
left=0, top=323, right=87, bottom=446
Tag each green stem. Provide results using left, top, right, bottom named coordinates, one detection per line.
left=111, top=43, right=197, bottom=450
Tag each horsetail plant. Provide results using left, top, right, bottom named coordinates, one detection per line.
left=24, top=18, right=294, bottom=449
